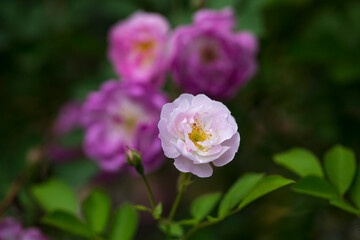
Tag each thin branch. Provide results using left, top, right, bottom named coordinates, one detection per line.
left=0, top=173, right=27, bottom=216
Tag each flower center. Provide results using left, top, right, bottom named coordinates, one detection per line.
left=133, top=40, right=157, bottom=70
left=188, top=118, right=212, bottom=148
left=124, top=115, right=138, bottom=135
left=111, top=99, right=150, bottom=143
left=136, top=40, right=156, bottom=52
left=200, top=46, right=218, bottom=63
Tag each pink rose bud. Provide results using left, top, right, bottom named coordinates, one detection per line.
left=126, top=147, right=144, bottom=175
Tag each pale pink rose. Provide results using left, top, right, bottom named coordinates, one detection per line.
left=108, top=12, right=170, bottom=87
left=158, top=94, right=240, bottom=177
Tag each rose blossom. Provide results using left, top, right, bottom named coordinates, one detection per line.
left=158, top=94, right=240, bottom=177
left=82, top=80, right=167, bottom=173
left=0, top=218, right=48, bottom=240
left=108, top=12, right=170, bottom=87
left=0, top=218, right=22, bottom=240
left=169, top=7, right=258, bottom=100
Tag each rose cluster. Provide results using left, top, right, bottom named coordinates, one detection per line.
left=50, top=7, right=254, bottom=176
left=0, top=218, right=48, bottom=240
left=108, top=7, right=257, bottom=99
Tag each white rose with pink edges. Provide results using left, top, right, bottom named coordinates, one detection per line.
left=158, top=94, right=240, bottom=177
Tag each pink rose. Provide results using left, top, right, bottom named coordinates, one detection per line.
left=108, top=12, right=170, bottom=87
left=169, top=8, right=258, bottom=100
left=82, top=80, right=168, bottom=173
left=158, top=94, right=240, bottom=177
left=0, top=218, right=48, bottom=240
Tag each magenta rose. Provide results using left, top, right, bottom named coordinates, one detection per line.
left=169, top=7, right=258, bottom=100
left=82, top=80, right=167, bottom=173
left=158, top=94, right=240, bottom=177
left=108, top=12, right=170, bottom=87
left=0, top=218, right=22, bottom=240
left=0, top=218, right=48, bottom=240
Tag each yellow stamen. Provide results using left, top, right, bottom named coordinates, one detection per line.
left=188, top=118, right=212, bottom=150
left=136, top=40, right=156, bottom=52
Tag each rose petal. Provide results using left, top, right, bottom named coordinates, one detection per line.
left=236, top=31, right=258, bottom=55
left=158, top=119, right=180, bottom=158
left=98, top=154, right=127, bottom=172
left=212, top=132, right=240, bottom=167
left=174, top=156, right=213, bottom=177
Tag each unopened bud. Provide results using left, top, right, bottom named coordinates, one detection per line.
left=126, top=147, right=144, bottom=175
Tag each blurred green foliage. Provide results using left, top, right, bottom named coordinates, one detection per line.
left=1, top=0, right=360, bottom=239
left=275, top=145, right=360, bottom=216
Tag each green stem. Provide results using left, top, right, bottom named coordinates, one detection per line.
left=0, top=173, right=26, bottom=216
left=165, top=173, right=191, bottom=238
left=168, top=173, right=189, bottom=222
left=183, top=220, right=218, bottom=240
left=140, top=173, right=156, bottom=210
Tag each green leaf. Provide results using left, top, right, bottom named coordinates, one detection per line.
left=324, top=145, right=356, bottom=195
left=218, top=173, right=264, bottom=217
left=153, top=203, right=163, bottom=220
left=42, top=211, right=93, bottom=238
left=109, top=203, right=138, bottom=240
left=330, top=198, right=360, bottom=216
left=82, top=190, right=111, bottom=234
left=134, top=205, right=152, bottom=213
left=177, top=219, right=198, bottom=226
left=274, top=148, right=324, bottom=178
left=350, top=166, right=360, bottom=209
left=191, top=192, right=221, bottom=222
left=239, top=175, right=294, bottom=209
left=159, top=223, right=183, bottom=237
left=292, top=176, right=338, bottom=199
left=31, top=179, right=78, bottom=214
left=206, top=215, right=221, bottom=222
